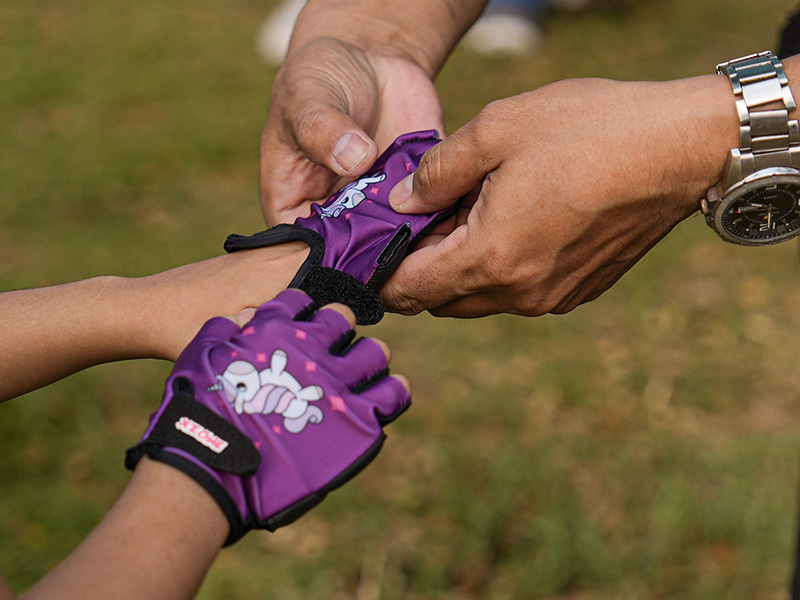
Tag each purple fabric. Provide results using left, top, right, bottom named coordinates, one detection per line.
left=128, top=289, right=410, bottom=542
left=295, top=130, right=446, bottom=284
left=223, top=130, right=459, bottom=325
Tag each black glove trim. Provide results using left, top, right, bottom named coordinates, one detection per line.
left=370, top=223, right=412, bottom=290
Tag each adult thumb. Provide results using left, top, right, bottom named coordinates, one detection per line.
left=388, top=124, right=496, bottom=214
left=292, top=100, right=379, bottom=177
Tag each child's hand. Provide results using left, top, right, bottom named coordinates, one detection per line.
left=127, top=289, right=410, bottom=545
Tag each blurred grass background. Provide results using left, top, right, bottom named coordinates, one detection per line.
left=2, top=0, right=800, bottom=598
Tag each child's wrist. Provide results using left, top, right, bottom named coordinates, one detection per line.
left=128, top=242, right=311, bottom=362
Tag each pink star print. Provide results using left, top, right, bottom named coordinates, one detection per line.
left=295, top=330, right=307, bottom=340
left=256, top=353, right=267, bottom=363
left=242, top=326, right=255, bottom=336
left=305, top=361, right=317, bottom=372
left=405, top=162, right=413, bottom=172
left=272, top=425, right=282, bottom=435
left=329, top=396, right=347, bottom=413
left=368, top=186, right=380, bottom=196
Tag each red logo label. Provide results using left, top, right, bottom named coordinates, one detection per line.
left=175, top=417, right=229, bottom=453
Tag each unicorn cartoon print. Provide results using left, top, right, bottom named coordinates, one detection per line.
left=320, top=171, right=386, bottom=219
left=211, top=349, right=324, bottom=433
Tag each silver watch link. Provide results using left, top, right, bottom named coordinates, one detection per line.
left=702, top=51, right=800, bottom=245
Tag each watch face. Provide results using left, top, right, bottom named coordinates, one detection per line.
left=720, top=180, right=800, bottom=244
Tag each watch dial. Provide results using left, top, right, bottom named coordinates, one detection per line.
left=721, top=182, right=800, bottom=242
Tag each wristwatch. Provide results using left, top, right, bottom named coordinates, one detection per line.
left=702, top=51, right=800, bottom=245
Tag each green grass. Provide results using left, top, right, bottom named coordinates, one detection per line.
left=3, top=0, right=800, bottom=597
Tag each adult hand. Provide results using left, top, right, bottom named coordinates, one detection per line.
left=381, top=75, right=739, bottom=317
left=232, top=131, right=458, bottom=325
left=260, top=38, right=445, bottom=225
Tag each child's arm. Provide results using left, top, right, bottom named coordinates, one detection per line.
left=20, top=456, right=228, bottom=600
left=0, top=242, right=308, bottom=402
left=15, top=295, right=409, bottom=600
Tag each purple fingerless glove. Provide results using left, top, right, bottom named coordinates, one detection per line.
left=224, top=130, right=459, bottom=325
left=126, top=289, right=410, bottom=545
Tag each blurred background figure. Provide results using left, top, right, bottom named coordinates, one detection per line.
left=255, top=0, right=306, bottom=64
left=255, top=0, right=594, bottom=64
left=463, top=0, right=592, bottom=56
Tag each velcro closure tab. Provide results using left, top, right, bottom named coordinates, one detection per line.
left=146, top=393, right=261, bottom=476
left=299, top=266, right=384, bottom=325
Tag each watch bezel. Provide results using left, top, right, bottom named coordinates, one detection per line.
left=708, top=167, right=800, bottom=246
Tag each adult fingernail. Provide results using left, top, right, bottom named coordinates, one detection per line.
left=389, top=174, right=414, bottom=210
left=332, top=132, right=370, bottom=173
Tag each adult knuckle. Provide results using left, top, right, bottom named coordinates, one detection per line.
left=414, top=147, right=446, bottom=194
left=476, top=98, right=504, bottom=123
left=481, top=246, right=523, bottom=287
left=515, top=293, right=550, bottom=317
left=474, top=250, right=553, bottom=317
left=294, top=106, right=328, bottom=143
left=383, top=282, right=425, bottom=316
left=392, top=296, right=425, bottom=316
left=473, top=99, right=510, bottom=136
left=456, top=105, right=506, bottom=168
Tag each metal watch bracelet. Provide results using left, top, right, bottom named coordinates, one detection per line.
left=716, top=50, right=800, bottom=176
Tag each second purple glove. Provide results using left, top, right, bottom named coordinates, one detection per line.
left=225, top=130, right=459, bottom=325
left=126, top=289, right=410, bottom=545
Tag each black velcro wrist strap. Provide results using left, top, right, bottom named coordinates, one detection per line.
left=139, top=392, right=261, bottom=475
left=298, top=266, right=385, bottom=325
left=225, top=224, right=385, bottom=325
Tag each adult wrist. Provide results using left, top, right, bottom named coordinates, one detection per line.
left=286, top=0, right=485, bottom=78
left=685, top=72, right=742, bottom=201
left=695, top=54, right=800, bottom=205
left=287, top=27, right=439, bottom=78
left=699, top=52, right=800, bottom=245
left=642, top=73, right=740, bottom=215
